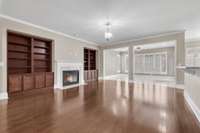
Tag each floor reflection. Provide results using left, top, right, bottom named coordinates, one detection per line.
left=0, top=80, right=199, bottom=133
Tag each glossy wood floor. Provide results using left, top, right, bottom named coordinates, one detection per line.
left=0, top=80, right=200, bottom=133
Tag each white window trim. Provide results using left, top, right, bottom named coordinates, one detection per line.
left=134, top=52, right=168, bottom=75
left=117, top=54, right=121, bottom=73
left=125, top=54, right=128, bottom=73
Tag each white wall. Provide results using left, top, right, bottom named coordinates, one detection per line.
left=0, top=17, right=99, bottom=95
left=104, top=50, right=120, bottom=76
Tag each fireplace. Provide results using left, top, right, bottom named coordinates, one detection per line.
left=55, top=62, right=84, bottom=89
left=63, top=70, right=79, bottom=86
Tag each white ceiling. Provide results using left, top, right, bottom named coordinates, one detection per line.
left=1, top=0, right=200, bottom=45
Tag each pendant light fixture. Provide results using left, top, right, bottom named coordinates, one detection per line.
left=104, top=22, right=113, bottom=41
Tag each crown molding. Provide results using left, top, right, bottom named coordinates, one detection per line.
left=0, top=14, right=99, bottom=46
left=100, top=31, right=185, bottom=48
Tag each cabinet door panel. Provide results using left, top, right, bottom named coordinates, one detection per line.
left=94, top=70, right=98, bottom=81
left=8, top=75, right=22, bottom=93
left=90, top=71, right=94, bottom=80
left=84, top=71, right=88, bottom=82
left=35, top=73, right=45, bottom=89
left=23, top=74, right=34, bottom=91
left=46, top=72, right=54, bottom=87
left=88, top=71, right=92, bottom=81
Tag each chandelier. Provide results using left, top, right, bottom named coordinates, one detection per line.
left=104, top=22, right=113, bottom=41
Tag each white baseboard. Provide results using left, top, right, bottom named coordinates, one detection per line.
left=165, top=84, right=185, bottom=90
left=98, top=77, right=104, bottom=80
left=128, top=80, right=135, bottom=83
left=0, top=92, right=8, bottom=100
left=184, top=91, right=200, bottom=123
left=128, top=80, right=184, bottom=90
left=54, top=84, right=59, bottom=89
left=104, top=75, right=119, bottom=79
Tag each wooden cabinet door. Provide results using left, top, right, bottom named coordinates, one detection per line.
left=84, top=70, right=98, bottom=82
left=8, top=75, right=22, bottom=93
left=23, top=74, right=34, bottom=91
left=90, top=70, right=93, bottom=80
left=35, top=73, right=45, bottom=89
left=84, top=71, right=88, bottom=82
left=88, top=71, right=92, bottom=81
left=45, top=72, right=54, bottom=87
left=94, top=70, right=98, bottom=81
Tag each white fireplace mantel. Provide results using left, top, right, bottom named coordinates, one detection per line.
left=55, top=61, right=85, bottom=89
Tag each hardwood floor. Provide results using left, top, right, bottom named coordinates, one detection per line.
left=0, top=80, right=200, bottom=133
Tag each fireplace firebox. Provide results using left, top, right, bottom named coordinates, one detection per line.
left=63, top=70, right=79, bottom=86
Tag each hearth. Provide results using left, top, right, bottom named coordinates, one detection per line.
left=63, top=70, right=79, bottom=86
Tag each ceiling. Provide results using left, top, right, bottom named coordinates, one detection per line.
left=1, top=0, right=200, bottom=45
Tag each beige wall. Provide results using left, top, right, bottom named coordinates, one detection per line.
left=0, top=26, right=2, bottom=62
left=98, top=48, right=104, bottom=78
left=0, top=17, right=99, bottom=94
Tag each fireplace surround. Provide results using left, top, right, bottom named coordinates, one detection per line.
left=55, top=62, right=85, bottom=89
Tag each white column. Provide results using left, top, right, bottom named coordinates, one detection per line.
left=128, top=46, right=133, bottom=81
left=120, top=52, right=123, bottom=73
left=176, top=34, right=185, bottom=84
left=98, top=48, right=104, bottom=78
left=0, top=27, right=8, bottom=99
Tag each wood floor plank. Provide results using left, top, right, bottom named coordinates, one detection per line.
left=0, top=80, right=200, bottom=133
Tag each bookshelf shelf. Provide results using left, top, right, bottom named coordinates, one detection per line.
left=84, top=48, right=98, bottom=81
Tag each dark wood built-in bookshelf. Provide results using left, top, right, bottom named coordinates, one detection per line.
left=84, top=48, right=98, bottom=81
left=7, top=31, right=54, bottom=94
left=84, top=48, right=96, bottom=70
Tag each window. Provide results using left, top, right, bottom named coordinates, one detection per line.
left=117, top=54, right=121, bottom=73
left=134, top=52, right=167, bottom=75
